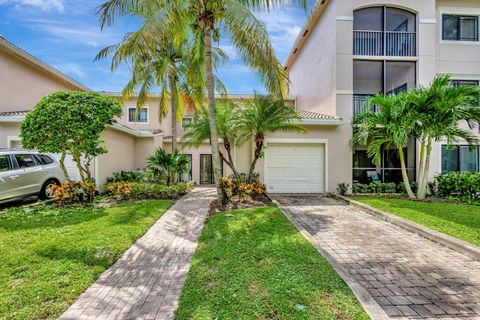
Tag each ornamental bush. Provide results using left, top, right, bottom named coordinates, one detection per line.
left=434, top=172, right=480, bottom=201
left=220, top=174, right=266, bottom=202
left=104, top=182, right=193, bottom=200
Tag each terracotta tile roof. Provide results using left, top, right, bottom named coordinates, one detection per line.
left=297, top=109, right=342, bottom=121
left=0, top=110, right=30, bottom=117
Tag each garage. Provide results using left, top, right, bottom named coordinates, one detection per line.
left=265, top=141, right=326, bottom=193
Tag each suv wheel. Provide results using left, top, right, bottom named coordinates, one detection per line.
left=39, top=179, right=58, bottom=200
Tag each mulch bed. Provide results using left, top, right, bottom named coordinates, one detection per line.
left=209, top=193, right=273, bottom=215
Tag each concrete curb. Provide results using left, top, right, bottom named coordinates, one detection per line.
left=271, top=197, right=390, bottom=320
left=334, top=194, right=480, bottom=262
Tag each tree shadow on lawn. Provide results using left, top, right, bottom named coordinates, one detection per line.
left=176, top=206, right=368, bottom=320
left=35, top=245, right=121, bottom=269
left=0, top=207, right=108, bottom=232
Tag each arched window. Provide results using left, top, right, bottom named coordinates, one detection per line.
left=353, top=7, right=416, bottom=56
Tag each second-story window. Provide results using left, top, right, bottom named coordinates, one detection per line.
left=128, top=108, right=148, bottom=123
left=182, top=117, right=192, bottom=128
left=442, top=15, right=479, bottom=42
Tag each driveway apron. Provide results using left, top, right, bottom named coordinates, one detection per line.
left=273, top=194, right=480, bottom=320
left=61, top=188, right=216, bottom=320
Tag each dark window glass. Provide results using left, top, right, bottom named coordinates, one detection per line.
left=0, top=155, right=12, bottom=172
left=450, top=80, right=479, bottom=87
left=383, top=148, right=406, bottom=168
left=443, top=15, right=479, bottom=41
left=38, top=154, right=54, bottom=165
left=15, top=154, right=37, bottom=168
left=182, top=117, right=192, bottom=128
left=353, top=150, right=376, bottom=168
left=128, top=108, right=148, bottom=122
left=442, top=145, right=480, bottom=173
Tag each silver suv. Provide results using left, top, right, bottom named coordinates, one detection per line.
left=0, top=149, right=65, bottom=203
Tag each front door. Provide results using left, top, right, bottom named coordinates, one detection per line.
left=199, top=154, right=223, bottom=185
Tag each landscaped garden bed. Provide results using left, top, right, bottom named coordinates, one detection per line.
left=175, top=206, right=369, bottom=319
left=0, top=199, right=172, bottom=319
left=352, top=196, right=480, bottom=247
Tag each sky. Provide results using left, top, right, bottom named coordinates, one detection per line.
left=0, top=0, right=313, bottom=94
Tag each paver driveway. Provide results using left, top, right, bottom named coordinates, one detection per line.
left=61, top=188, right=215, bottom=320
left=273, top=194, right=480, bottom=320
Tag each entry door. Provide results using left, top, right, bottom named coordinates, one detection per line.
left=200, top=154, right=223, bottom=185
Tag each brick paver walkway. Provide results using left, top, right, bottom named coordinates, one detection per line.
left=61, top=188, right=216, bottom=320
left=274, top=194, right=480, bottom=320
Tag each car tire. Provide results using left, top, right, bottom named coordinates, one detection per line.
left=39, top=179, right=59, bottom=200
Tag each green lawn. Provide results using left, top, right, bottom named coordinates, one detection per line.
left=175, top=206, right=369, bottom=320
left=0, top=200, right=172, bottom=320
left=353, top=197, right=480, bottom=247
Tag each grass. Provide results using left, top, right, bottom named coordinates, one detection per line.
left=353, top=197, right=480, bottom=247
left=175, top=206, right=369, bottom=320
left=0, top=200, right=172, bottom=320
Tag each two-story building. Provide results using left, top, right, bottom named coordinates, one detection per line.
left=284, top=0, right=480, bottom=191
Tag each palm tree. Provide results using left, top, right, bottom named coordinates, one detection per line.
left=97, top=0, right=308, bottom=202
left=182, top=103, right=242, bottom=177
left=147, top=148, right=190, bottom=185
left=350, top=93, right=417, bottom=199
left=95, top=15, right=211, bottom=151
left=237, top=94, right=306, bottom=180
left=405, top=75, right=480, bottom=199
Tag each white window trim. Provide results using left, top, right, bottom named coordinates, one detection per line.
left=263, top=138, right=329, bottom=193
left=127, top=106, right=149, bottom=124
left=439, top=8, right=480, bottom=45
left=7, top=136, right=21, bottom=148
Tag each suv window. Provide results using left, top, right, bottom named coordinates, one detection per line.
left=0, top=155, right=12, bottom=172
left=15, top=154, right=38, bottom=168
left=36, top=154, right=55, bottom=165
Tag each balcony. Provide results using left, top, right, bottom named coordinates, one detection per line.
left=353, top=6, right=417, bottom=57
left=353, top=30, right=416, bottom=57
left=353, top=95, right=377, bottom=115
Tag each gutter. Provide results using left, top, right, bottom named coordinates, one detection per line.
left=296, top=119, right=346, bottom=126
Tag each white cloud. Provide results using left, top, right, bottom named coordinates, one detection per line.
left=0, top=0, right=64, bottom=12
left=54, top=62, right=86, bottom=78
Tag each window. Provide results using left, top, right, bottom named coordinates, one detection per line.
left=450, top=79, right=479, bottom=87
left=15, top=154, right=37, bottom=168
left=442, top=15, right=479, bottom=41
left=128, top=108, right=148, bottom=123
left=182, top=117, right=192, bottom=128
left=441, top=145, right=480, bottom=173
left=0, top=155, right=12, bottom=172
left=36, top=154, right=55, bottom=165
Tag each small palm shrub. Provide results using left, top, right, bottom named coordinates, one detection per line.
left=337, top=183, right=349, bottom=195
left=147, top=148, right=190, bottom=186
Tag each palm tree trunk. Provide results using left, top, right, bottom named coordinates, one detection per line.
left=59, top=151, right=71, bottom=182
left=248, top=133, right=264, bottom=180
left=416, top=139, right=426, bottom=198
left=398, top=147, right=415, bottom=199
left=418, top=138, right=432, bottom=200
left=204, top=21, right=225, bottom=203
left=223, top=139, right=239, bottom=178
left=169, top=74, right=178, bottom=152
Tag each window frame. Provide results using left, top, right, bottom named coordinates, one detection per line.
left=440, top=9, right=480, bottom=44
left=127, top=107, right=149, bottom=124
left=441, top=144, right=480, bottom=173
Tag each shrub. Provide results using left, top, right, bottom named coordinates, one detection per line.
left=105, top=170, right=148, bottom=183
left=105, top=181, right=132, bottom=200
left=368, top=181, right=382, bottom=193
left=337, top=183, right=349, bottom=195
left=398, top=181, right=417, bottom=195
left=381, top=182, right=397, bottom=194
left=51, top=181, right=98, bottom=205
left=352, top=183, right=368, bottom=194
left=220, top=174, right=266, bottom=202
left=435, top=172, right=480, bottom=201
left=125, top=182, right=193, bottom=200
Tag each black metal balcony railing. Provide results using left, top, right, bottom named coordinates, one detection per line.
left=353, top=95, right=377, bottom=115
left=353, top=30, right=416, bottom=56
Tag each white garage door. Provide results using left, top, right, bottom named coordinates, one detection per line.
left=265, top=143, right=325, bottom=193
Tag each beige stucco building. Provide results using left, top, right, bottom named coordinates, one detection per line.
left=1, top=0, right=480, bottom=192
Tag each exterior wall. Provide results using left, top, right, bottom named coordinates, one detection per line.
left=133, top=136, right=163, bottom=169
left=288, top=1, right=337, bottom=116
left=0, top=122, right=21, bottom=147
left=0, top=49, right=80, bottom=112
left=97, top=128, right=136, bottom=185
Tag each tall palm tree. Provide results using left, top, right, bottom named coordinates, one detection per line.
left=97, top=0, right=308, bottom=202
left=237, top=94, right=306, bottom=180
left=350, top=93, right=417, bottom=199
left=182, top=103, right=242, bottom=177
left=405, top=75, right=480, bottom=199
